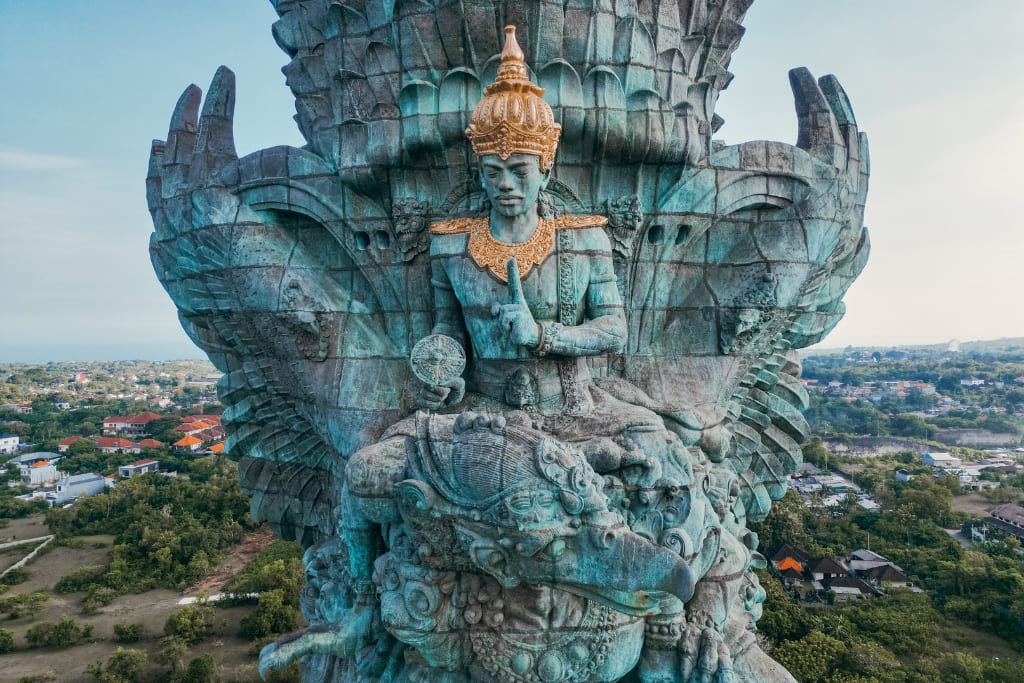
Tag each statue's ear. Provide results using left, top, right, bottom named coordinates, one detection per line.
left=459, top=527, right=520, bottom=587
left=539, top=167, right=551, bottom=191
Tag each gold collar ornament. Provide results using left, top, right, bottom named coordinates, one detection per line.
left=464, top=26, right=561, bottom=172
left=430, top=216, right=607, bottom=282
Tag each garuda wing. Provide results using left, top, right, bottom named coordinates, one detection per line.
left=621, top=68, right=870, bottom=523
left=147, top=67, right=422, bottom=546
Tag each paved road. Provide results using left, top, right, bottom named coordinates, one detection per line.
left=945, top=528, right=971, bottom=548
left=0, top=535, right=53, bottom=551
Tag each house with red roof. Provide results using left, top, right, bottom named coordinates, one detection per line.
left=101, top=411, right=163, bottom=437
left=174, top=434, right=204, bottom=452
left=57, top=436, right=86, bottom=453
left=93, top=437, right=142, bottom=455
left=174, top=416, right=225, bottom=453
left=770, top=544, right=809, bottom=574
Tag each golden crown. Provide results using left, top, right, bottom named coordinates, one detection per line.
left=465, top=26, right=561, bottom=172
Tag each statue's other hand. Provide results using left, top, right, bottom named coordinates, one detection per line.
left=418, top=377, right=466, bottom=409
left=678, top=624, right=736, bottom=683
left=258, top=603, right=381, bottom=678
left=491, top=258, right=540, bottom=347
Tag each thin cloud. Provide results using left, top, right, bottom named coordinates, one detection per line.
left=0, top=147, right=86, bottom=171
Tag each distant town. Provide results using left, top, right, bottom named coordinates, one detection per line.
left=3, top=342, right=1024, bottom=680
left=0, top=359, right=224, bottom=511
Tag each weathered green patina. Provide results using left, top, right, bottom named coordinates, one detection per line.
left=147, top=2, right=868, bottom=681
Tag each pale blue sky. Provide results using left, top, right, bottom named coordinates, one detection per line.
left=1, top=1, right=1022, bottom=362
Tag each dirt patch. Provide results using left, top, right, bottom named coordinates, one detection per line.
left=951, top=494, right=995, bottom=518
left=183, top=525, right=277, bottom=599
left=6, top=537, right=113, bottom=595
left=0, top=526, right=275, bottom=682
left=0, top=604, right=262, bottom=683
left=0, top=514, right=51, bottom=545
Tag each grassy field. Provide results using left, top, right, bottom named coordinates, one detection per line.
left=0, top=517, right=276, bottom=682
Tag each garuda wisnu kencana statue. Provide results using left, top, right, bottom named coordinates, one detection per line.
left=147, top=2, right=868, bottom=681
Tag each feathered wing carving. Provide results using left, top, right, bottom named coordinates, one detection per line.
left=269, top=0, right=757, bottom=208
left=147, top=67, right=416, bottom=547
left=150, top=2, right=868, bottom=679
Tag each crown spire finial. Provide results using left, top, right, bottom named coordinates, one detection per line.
left=465, top=25, right=561, bottom=170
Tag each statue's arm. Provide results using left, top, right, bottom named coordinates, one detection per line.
left=545, top=229, right=626, bottom=356
left=429, top=243, right=468, bottom=348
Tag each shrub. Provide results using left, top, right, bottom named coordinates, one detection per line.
left=179, top=654, right=216, bottom=683
left=264, top=661, right=302, bottom=683
left=25, top=617, right=92, bottom=648
left=0, top=592, right=48, bottom=618
left=113, top=621, right=145, bottom=643
left=16, top=674, right=56, bottom=683
left=164, top=601, right=216, bottom=645
left=54, top=564, right=106, bottom=594
left=104, top=647, right=148, bottom=682
left=0, top=627, right=15, bottom=654
left=2, top=568, right=30, bottom=585
left=82, top=586, right=119, bottom=614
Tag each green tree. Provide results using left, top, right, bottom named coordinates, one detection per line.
left=752, top=488, right=810, bottom=552
left=113, top=622, right=145, bottom=643
left=25, top=617, right=92, bottom=649
left=156, top=635, right=189, bottom=672
left=838, top=640, right=902, bottom=683
left=240, top=589, right=298, bottom=639
left=0, top=627, right=15, bottom=654
left=179, top=654, right=217, bottom=683
left=772, top=630, right=847, bottom=683
left=164, top=601, right=215, bottom=645
left=100, top=648, right=148, bottom=683
left=68, top=439, right=99, bottom=456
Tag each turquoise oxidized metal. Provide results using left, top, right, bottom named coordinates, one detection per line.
left=147, top=3, right=869, bottom=681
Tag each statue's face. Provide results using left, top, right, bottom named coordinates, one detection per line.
left=480, top=154, right=549, bottom=219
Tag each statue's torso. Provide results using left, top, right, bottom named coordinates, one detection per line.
left=431, top=220, right=612, bottom=361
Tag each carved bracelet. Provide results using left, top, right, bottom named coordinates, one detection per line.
left=534, top=321, right=563, bottom=356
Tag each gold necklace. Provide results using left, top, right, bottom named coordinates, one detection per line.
left=430, top=216, right=608, bottom=283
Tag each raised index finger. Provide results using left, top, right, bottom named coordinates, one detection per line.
left=506, top=258, right=525, bottom=302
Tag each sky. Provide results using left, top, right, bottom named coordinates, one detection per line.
left=0, top=0, right=1022, bottom=363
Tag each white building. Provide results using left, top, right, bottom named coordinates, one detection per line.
left=923, top=452, right=961, bottom=468
left=49, top=473, right=113, bottom=506
left=0, top=433, right=20, bottom=454
left=119, top=459, right=159, bottom=478
left=21, top=460, right=59, bottom=487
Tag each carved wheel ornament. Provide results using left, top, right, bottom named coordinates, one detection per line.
left=410, top=334, right=466, bottom=386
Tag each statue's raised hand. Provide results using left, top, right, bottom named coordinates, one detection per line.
left=491, top=258, right=540, bottom=348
